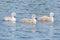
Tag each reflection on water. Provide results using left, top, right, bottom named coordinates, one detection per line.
left=20, top=22, right=36, bottom=28
left=3, top=21, right=16, bottom=26
left=10, top=21, right=16, bottom=26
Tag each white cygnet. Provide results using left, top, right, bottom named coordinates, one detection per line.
left=3, top=12, right=16, bottom=22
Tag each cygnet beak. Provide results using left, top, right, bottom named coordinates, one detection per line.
left=35, top=18, right=37, bottom=20
left=14, top=16, right=16, bottom=18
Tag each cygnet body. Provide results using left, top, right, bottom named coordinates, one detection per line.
left=38, top=12, right=54, bottom=23
left=20, top=14, right=36, bottom=25
left=3, top=12, right=16, bottom=22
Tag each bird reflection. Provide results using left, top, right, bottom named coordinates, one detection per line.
left=10, top=21, right=16, bottom=26
left=49, top=25, right=54, bottom=39
left=3, top=21, right=16, bottom=26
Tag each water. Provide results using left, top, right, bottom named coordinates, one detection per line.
left=0, top=0, right=60, bottom=40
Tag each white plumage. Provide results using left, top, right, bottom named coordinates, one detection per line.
left=3, top=12, right=16, bottom=22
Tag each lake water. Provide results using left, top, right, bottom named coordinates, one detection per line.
left=0, top=0, right=60, bottom=40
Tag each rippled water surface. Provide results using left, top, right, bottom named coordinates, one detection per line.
left=0, top=0, right=60, bottom=40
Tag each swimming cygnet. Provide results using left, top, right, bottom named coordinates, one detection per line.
left=38, top=12, right=54, bottom=23
left=20, top=14, right=36, bottom=25
left=3, top=12, right=16, bottom=22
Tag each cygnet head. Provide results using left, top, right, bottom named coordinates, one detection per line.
left=32, top=14, right=36, bottom=19
left=11, top=12, right=16, bottom=17
left=50, top=12, right=54, bottom=17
